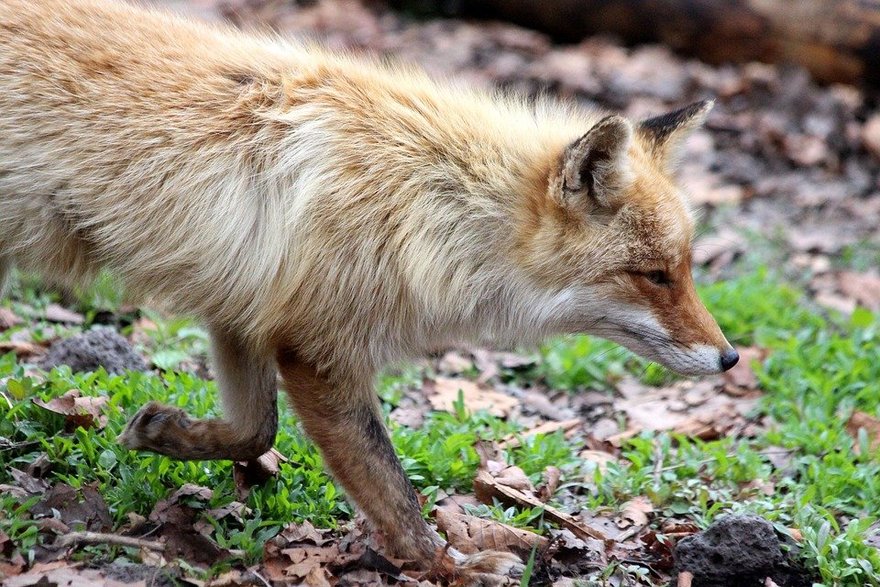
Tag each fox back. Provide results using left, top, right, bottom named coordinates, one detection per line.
left=0, top=0, right=734, bottom=380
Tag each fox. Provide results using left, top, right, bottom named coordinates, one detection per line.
left=0, top=0, right=739, bottom=578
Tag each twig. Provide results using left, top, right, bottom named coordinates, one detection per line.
left=57, top=531, right=166, bottom=552
left=652, top=438, right=663, bottom=488
left=660, top=448, right=794, bottom=472
left=250, top=570, right=272, bottom=587
left=678, top=571, right=694, bottom=587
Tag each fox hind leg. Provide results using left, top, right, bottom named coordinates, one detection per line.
left=118, top=327, right=278, bottom=461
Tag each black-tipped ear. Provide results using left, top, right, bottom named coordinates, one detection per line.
left=638, top=100, right=713, bottom=171
left=562, top=115, right=633, bottom=210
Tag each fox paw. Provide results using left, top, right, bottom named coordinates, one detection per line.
left=117, top=401, right=191, bottom=454
left=436, top=549, right=523, bottom=586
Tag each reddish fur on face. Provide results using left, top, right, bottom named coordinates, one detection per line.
left=627, top=253, right=729, bottom=349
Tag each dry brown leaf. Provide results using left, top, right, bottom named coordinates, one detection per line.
left=43, top=304, right=85, bottom=325
left=389, top=406, right=424, bottom=429
left=615, top=496, right=653, bottom=530
left=233, top=448, right=286, bottom=498
left=723, top=347, right=768, bottom=393
left=863, top=113, right=880, bottom=160
left=437, top=350, right=473, bottom=374
left=434, top=509, right=547, bottom=556
left=3, top=563, right=145, bottom=587
left=846, top=411, right=880, bottom=453
left=0, top=308, right=22, bottom=331
left=427, top=377, right=518, bottom=418
left=278, top=521, right=333, bottom=546
left=303, top=565, right=333, bottom=587
left=494, top=465, right=534, bottom=492
left=614, top=380, right=759, bottom=441
left=33, top=390, right=109, bottom=431
left=0, top=340, right=45, bottom=359
left=837, top=271, right=880, bottom=311
left=473, top=469, right=608, bottom=542
left=31, top=483, right=112, bottom=533
left=0, top=529, right=26, bottom=577
left=537, top=466, right=561, bottom=502
left=281, top=545, right=340, bottom=579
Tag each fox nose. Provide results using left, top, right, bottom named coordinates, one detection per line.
left=719, top=348, right=739, bottom=371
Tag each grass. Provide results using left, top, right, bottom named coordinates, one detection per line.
left=1, top=254, right=880, bottom=585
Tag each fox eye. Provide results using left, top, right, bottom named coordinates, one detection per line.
left=641, top=270, right=672, bottom=287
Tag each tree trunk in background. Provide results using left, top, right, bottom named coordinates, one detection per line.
left=393, top=0, right=880, bottom=86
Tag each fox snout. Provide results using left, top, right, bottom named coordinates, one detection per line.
left=584, top=270, right=739, bottom=377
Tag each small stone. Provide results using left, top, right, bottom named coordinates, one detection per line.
left=673, top=514, right=815, bottom=586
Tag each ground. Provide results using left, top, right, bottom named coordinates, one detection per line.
left=2, top=1, right=880, bottom=586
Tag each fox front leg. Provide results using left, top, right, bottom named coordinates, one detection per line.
left=275, top=351, right=522, bottom=578
left=118, top=327, right=277, bottom=461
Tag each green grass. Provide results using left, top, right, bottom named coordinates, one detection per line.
left=2, top=262, right=880, bottom=585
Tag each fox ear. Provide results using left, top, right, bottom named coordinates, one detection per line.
left=561, top=115, right=633, bottom=210
left=638, top=100, right=713, bottom=171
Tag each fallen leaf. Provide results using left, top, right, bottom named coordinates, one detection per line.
left=0, top=341, right=45, bottom=359
left=437, top=350, right=473, bottom=374
left=427, top=377, right=518, bottom=418
left=494, top=465, right=534, bottom=492
left=537, top=466, right=561, bottom=502
left=233, top=447, right=286, bottom=499
left=31, top=483, right=112, bottom=532
left=435, top=509, right=547, bottom=556
left=389, top=406, right=424, bottom=428
left=846, top=411, right=880, bottom=453
left=837, top=271, right=880, bottom=311
left=473, top=469, right=608, bottom=542
left=3, top=563, right=146, bottom=587
left=33, top=390, right=109, bottom=431
left=723, top=347, right=768, bottom=393
left=43, top=304, right=85, bottom=325
left=613, top=380, right=758, bottom=441
left=0, top=529, right=26, bottom=577
left=614, top=496, right=653, bottom=530
left=279, top=521, right=332, bottom=546
left=692, top=229, right=745, bottom=268
left=9, top=467, right=50, bottom=494
left=862, top=114, right=880, bottom=160
left=0, top=308, right=22, bottom=331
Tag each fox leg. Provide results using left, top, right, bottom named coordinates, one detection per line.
left=276, top=351, right=521, bottom=575
left=118, top=327, right=277, bottom=461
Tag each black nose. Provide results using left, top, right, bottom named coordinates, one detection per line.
left=720, top=348, right=739, bottom=371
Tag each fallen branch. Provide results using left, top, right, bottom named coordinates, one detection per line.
left=56, top=531, right=166, bottom=552
left=473, top=469, right=608, bottom=542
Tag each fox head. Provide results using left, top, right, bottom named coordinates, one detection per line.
left=521, top=100, right=737, bottom=375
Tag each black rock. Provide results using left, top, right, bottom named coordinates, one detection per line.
left=673, top=514, right=815, bottom=587
left=40, top=328, right=147, bottom=374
